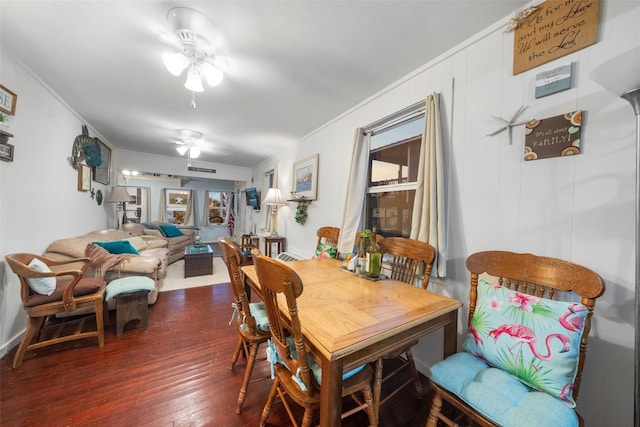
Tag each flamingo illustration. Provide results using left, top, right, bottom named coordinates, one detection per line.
left=468, top=323, right=484, bottom=346
left=559, top=303, right=586, bottom=332
left=489, top=324, right=570, bottom=361
left=559, top=383, right=575, bottom=403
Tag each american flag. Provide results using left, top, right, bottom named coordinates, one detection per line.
left=226, top=192, right=235, bottom=236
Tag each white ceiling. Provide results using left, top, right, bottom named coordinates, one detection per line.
left=1, top=1, right=526, bottom=168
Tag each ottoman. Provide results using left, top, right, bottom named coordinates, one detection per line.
left=105, top=276, right=156, bottom=336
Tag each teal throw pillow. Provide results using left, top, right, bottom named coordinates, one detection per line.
left=92, top=240, right=139, bottom=255
left=159, top=224, right=184, bottom=237
left=27, top=258, right=56, bottom=296
left=462, top=279, right=588, bottom=407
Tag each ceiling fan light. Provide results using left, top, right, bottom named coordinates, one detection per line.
left=176, top=145, right=189, bottom=155
left=184, top=65, right=204, bottom=92
left=201, top=62, right=224, bottom=86
left=163, top=52, right=190, bottom=76
left=189, top=147, right=201, bottom=158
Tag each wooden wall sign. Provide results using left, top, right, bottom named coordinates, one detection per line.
left=513, top=0, right=600, bottom=75
left=524, top=111, right=582, bottom=161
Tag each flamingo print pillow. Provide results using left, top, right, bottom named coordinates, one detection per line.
left=462, top=279, right=588, bottom=407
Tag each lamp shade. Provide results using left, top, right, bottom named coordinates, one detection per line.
left=106, top=186, right=135, bottom=203
left=184, top=65, right=204, bottom=92
left=200, top=62, right=224, bottom=86
left=162, top=52, right=190, bottom=76
left=176, top=145, right=189, bottom=156
left=262, top=188, right=286, bottom=206
left=590, top=47, right=640, bottom=97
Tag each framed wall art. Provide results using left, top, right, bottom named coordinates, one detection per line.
left=92, top=138, right=111, bottom=185
left=0, top=84, right=17, bottom=115
left=292, top=153, right=318, bottom=200
left=0, top=142, right=14, bottom=162
left=77, top=164, right=91, bottom=191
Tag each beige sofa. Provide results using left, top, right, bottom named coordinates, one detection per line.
left=122, top=222, right=195, bottom=264
left=43, top=229, right=169, bottom=306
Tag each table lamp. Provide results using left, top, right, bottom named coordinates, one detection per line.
left=262, top=187, right=286, bottom=236
left=590, top=47, right=640, bottom=427
left=106, top=186, right=135, bottom=229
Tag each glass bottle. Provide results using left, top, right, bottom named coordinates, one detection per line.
left=366, top=228, right=381, bottom=278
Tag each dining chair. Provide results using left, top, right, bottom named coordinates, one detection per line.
left=4, top=253, right=106, bottom=368
left=252, top=250, right=378, bottom=427
left=373, top=237, right=436, bottom=421
left=426, top=251, right=605, bottom=427
left=218, top=237, right=271, bottom=414
left=314, top=226, right=340, bottom=258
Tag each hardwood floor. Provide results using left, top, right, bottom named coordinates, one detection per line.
left=1, top=281, right=434, bottom=426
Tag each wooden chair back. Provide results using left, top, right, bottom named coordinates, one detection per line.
left=465, top=250, right=605, bottom=402
left=218, top=237, right=259, bottom=335
left=252, top=251, right=316, bottom=394
left=378, top=237, right=435, bottom=289
left=316, top=226, right=340, bottom=248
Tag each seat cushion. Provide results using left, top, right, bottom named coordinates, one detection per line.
left=26, top=277, right=104, bottom=307
left=249, top=302, right=270, bottom=332
left=105, top=276, right=156, bottom=301
left=266, top=337, right=365, bottom=391
left=430, top=352, right=578, bottom=427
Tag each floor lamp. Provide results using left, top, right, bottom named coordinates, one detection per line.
left=591, top=47, right=640, bottom=427
left=106, top=186, right=135, bottom=229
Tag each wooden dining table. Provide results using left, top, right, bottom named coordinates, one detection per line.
left=241, top=257, right=462, bottom=427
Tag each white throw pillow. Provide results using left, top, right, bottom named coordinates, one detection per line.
left=126, top=236, right=148, bottom=251
left=27, top=258, right=56, bottom=296
left=142, top=229, right=163, bottom=237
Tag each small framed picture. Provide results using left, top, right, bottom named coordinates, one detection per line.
left=77, top=164, right=91, bottom=191
left=0, top=142, right=14, bottom=162
left=292, top=153, right=319, bottom=200
left=0, top=84, right=17, bottom=115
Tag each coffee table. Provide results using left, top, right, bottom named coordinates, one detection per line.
left=183, top=244, right=214, bottom=278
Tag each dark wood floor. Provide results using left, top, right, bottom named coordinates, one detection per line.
left=1, top=281, right=435, bottom=426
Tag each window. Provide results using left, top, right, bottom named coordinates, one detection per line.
left=366, top=115, right=424, bottom=238
left=206, top=190, right=232, bottom=225
left=165, top=189, right=190, bottom=224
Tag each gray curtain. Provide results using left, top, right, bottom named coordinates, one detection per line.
left=337, top=128, right=370, bottom=255
left=158, top=188, right=167, bottom=222
left=410, top=93, right=446, bottom=277
left=184, top=189, right=195, bottom=226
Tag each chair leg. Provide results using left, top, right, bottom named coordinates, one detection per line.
left=362, top=383, right=378, bottom=427
left=259, top=378, right=279, bottom=427
left=301, top=407, right=315, bottom=427
left=95, top=298, right=105, bottom=347
left=405, top=350, right=423, bottom=397
left=13, top=316, right=45, bottom=369
left=236, top=342, right=260, bottom=414
left=230, top=336, right=244, bottom=369
left=426, top=391, right=444, bottom=427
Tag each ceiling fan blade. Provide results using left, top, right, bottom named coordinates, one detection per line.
left=163, top=52, right=190, bottom=76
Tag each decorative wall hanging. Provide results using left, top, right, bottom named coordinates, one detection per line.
left=487, top=105, right=528, bottom=145
left=535, top=63, right=573, bottom=98
left=77, top=164, right=91, bottom=191
left=0, top=84, right=17, bottom=115
left=512, top=0, right=600, bottom=75
left=288, top=192, right=312, bottom=225
left=0, top=142, right=14, bottom=162
left=292, top=153, right=318, bottom=200
left=70, top=125, right=93, bottom=169
left=92, top=138, right=111, bottom=185
left=96, top=189, right=103, bottom=205
left=524, top=110, right=582, bottom=161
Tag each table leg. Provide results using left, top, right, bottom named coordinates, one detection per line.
left=442, top=309, right=459, bottom=358
left=319, top=356, right=343, bottom=426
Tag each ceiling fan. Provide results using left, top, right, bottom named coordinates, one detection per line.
left=162, top=7, right=227, bottom=99
left=173, top=129, right=203, bottom=165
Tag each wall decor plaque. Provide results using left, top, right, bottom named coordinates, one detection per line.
left=513, top=0, right=600, bottom=75
left=524, top=111, right=582, bottom=161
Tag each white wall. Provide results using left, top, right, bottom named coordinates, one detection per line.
left=249, top=2, right=639, bottom=425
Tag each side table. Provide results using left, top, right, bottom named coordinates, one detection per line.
left=264, top=236, right=286, bottom=258
left=184, top=244, right=214, bottom=278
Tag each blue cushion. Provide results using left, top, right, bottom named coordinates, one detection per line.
left=266, top=337, right=365, bottom=390
left=27, top=258, right=56, bottom=296
left=430, top=352, right=578, bottom=427
left=141, top=222, right=162, bottom=232
left=249, top=302, right=270, bottom=332
left=159, top=224, right=184, bottom=237
left=92, top=240, right=139, bottom=255
left=105, top=276, right=155, bottom=301
left=462, top=279, right=587, bottom=406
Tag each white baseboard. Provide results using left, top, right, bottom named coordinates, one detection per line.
left=0, top=330, right=24, bottom=360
